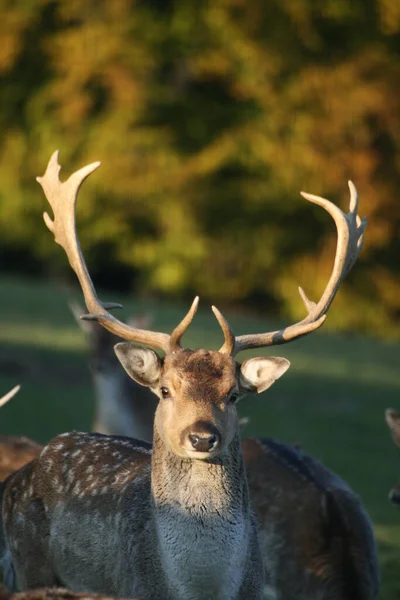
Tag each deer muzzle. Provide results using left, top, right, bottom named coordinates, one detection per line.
left=181, top=421, right=221, bottom=456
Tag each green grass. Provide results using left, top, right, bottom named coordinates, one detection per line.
left=0, top=274, right=399, bottom=598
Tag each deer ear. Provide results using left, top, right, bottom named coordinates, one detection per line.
left=239, top=357, right=290, bottom=394
left=386, top=409, right=400, bottom=448
left=114, top=343, right=162, bottom=388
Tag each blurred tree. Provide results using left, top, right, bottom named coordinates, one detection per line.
left=0, top=0, right=399, bottom=337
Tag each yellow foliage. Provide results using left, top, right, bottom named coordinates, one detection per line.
left=0, top=0, right=399, bottom=338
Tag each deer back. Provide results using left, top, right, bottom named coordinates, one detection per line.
left=243, top=438, right=379, bottom=599
left=1, top=432, right=154, bottom=596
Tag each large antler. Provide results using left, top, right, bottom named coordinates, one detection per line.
left=38, top=151, right=198, bottom=353
left=215, top=181, right=366, bottom=356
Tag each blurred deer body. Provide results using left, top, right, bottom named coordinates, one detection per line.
left=93, top=371, right=152, bottom=438
left=0, top=152, right=377, bottom=599
left=243, top=438, right=379, bottom=599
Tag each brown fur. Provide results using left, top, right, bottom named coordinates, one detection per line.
left=0, top=438, right=43, bottom=482
left=155, top=350, right=238, bottom=458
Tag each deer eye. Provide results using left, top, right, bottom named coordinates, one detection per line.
left=160, top=387, right=171, bottom=399
left=229, top=392, right=239, bottom=404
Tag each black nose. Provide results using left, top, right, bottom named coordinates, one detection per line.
left=189, top=433, right=219, bottom=452
left=389, top=488, right=400, bottom=507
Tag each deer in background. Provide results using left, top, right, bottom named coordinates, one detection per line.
left=385, top=408, right=400, bottom=507
left=70, top=304, right=158, bottom=440
left=0, top=152, right=378, bottom=599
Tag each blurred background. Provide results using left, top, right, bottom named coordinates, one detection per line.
left=0, top=1, right=400, bottom=598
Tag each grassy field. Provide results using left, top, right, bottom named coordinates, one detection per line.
left=0, top=274, right=399, bottom=598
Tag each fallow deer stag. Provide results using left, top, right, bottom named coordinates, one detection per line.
left=385, top=408, right=400, bottom=507
left=0, top=387, right=43, bottom=482
left=0, top=151, right=377, bottom=600
left=72, top=311, right=380, bottom=600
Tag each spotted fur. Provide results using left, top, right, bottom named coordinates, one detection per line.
left=79, top=320, right=379, bottom=600
left=0, top=348, right=272, bottom=600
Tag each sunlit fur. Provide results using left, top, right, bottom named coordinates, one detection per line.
left=155, top=350, right=239, bottom=459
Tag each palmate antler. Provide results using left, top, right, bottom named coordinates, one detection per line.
left=38, top=151, right=366, bottom=358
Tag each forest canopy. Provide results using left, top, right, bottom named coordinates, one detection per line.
left=1, top=0, right=400, bottom=337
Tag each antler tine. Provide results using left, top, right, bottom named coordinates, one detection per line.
left=170, top=297, right=200, bottom=351
left=38, top=151, right=171, bottom=353
left=222, top=182, right=366, bottom=356
left=0, top=385, right=20, bottom=408
left=211, top=306, right=235, bottom=355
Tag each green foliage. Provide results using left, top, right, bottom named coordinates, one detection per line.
left=1, top=0, right=400, bottom=337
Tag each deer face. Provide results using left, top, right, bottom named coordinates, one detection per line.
left=385, top=409, right=400, bottom=506
left=115, top=344, right=290, bottom=460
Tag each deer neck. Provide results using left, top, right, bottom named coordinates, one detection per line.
left=92, top=370, right=155, bottom=441
left=92, top=370, right=131, bottom=435
left=150, top=428, right=253, bottom=600
left=151, top=427, right=249, bottom=512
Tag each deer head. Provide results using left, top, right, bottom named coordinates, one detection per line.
left=38, top=151, right=366, bottom=461
left=115, top=341, right=288, bottom=458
